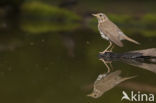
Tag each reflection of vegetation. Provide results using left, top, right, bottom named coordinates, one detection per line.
left=0, top=9, right=5, bottom=16
left=21, top=20, right=80, bottom=33
left=88, top=14, right=156, bottom=37
left=21, top=1, right=81, bottom=33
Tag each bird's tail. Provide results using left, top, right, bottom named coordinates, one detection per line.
left=123, top=35, right=140, bottom=45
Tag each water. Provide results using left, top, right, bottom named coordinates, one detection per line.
left=0, top=20, right=156, bottom=103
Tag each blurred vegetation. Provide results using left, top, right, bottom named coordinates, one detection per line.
left=0, top=0, right=155, bottom=36
left=20, top=20, right=80, bottom=34
left=20, top=1, right=81, bottom=34
left=21, top=1, right=80, bottom=21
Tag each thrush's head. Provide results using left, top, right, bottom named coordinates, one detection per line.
left=92, top=13, right=108, bottom=23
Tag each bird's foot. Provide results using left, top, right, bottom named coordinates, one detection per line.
left=99, top=51, right=105, bottom=54
left=99, top=50, right=111, bottom=54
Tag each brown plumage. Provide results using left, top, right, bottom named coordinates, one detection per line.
left=92, top=13, right=140, bottom=53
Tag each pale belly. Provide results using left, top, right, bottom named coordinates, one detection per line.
left=100, top=31, right=109, bottom=40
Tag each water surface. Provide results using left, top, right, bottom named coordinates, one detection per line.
left=0, top=19, right=156, bottom=103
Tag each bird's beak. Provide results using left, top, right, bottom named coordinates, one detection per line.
left=92, top=13, right=98, bottom=17
left=87, top=94, right=92, bottom=97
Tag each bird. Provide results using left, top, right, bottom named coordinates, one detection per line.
left=92, top=13, right=140, bottom=54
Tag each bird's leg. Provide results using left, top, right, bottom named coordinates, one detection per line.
left=99, top=41, right=112, bottom=54
left=99, top=58, right=111, bottom=73
left=109, top=62, right=114, bottom=70
left=109, top=44, right=114, bottom=52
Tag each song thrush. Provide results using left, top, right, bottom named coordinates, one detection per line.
left=92, top=13, right=140, bottom=54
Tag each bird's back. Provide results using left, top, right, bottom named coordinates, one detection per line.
left=99, top=20, right=140, bottom=45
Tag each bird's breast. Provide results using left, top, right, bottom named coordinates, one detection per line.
left=98, top=23, right=109, bottom=40
left=100, top=31, right=109, bottom=40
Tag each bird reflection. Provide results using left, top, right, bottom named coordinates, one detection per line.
left=99, top=58, right=113, bottom=73
left=121, top=58, right=156, bottom=74
left=87, top=49, right=156, bottom=99
left=87, top=70, right=136, bottom=98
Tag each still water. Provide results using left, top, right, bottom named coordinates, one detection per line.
left=0, top=20, right=156, bottom=103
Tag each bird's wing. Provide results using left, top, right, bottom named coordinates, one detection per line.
left=99, top=21, right=123, bottom=47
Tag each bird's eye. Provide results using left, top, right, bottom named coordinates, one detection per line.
left=99, top=14, right=102, bottom=17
